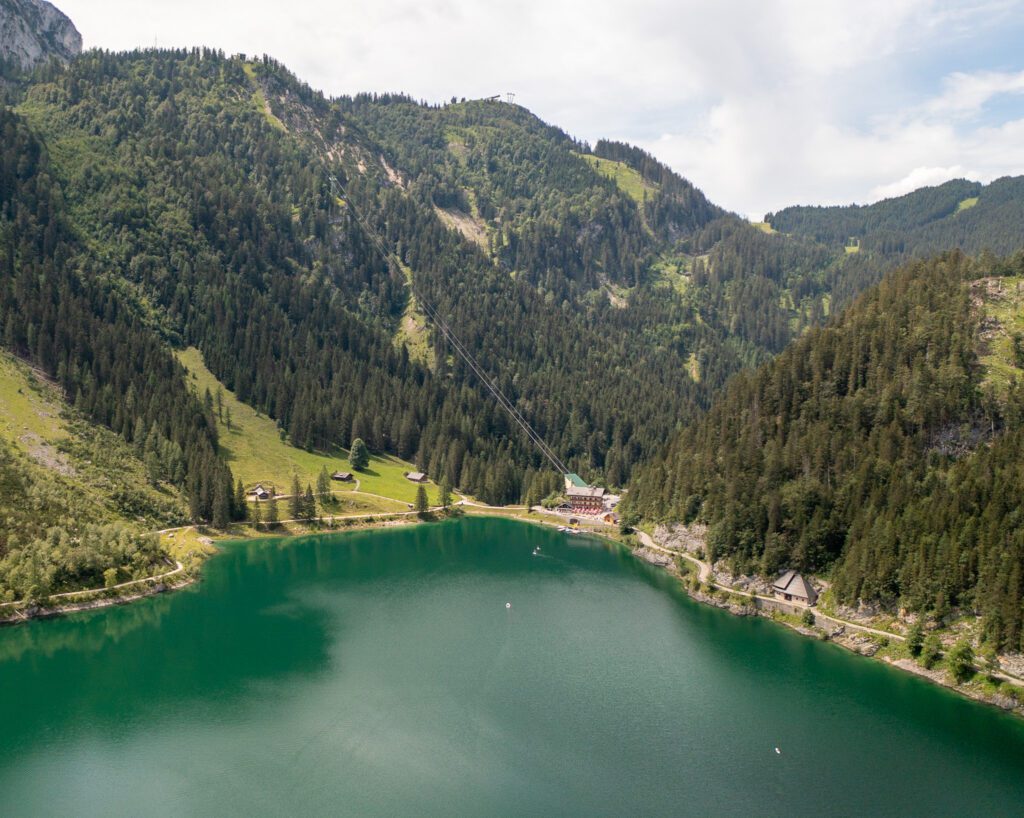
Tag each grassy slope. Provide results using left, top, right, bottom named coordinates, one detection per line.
left=391, top=258, right=436, bottom=370
left=650, top=252, right=692, bottom=295
left=176, top=347, right=434, bottom=506
left=976, top=275, right=1024, bottom=393
left=577, top=153, right=655, bottom=203
left=0, top=353, right=66, bottom=450
left=957, top=196, right=980, bottom=212
left=0, top=349, right=188, bottom=528
left=242, top=62, right=287, bottom=132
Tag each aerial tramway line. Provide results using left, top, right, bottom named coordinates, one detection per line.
left=327, top=172, right=571, bottom=478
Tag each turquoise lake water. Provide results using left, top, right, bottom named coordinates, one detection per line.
left=1, top=517, right=1023, bottom=816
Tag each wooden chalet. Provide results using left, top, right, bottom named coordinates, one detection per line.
left=772, top=570, right=818, bottom=605
left=250, top=484, right=273, bottom=501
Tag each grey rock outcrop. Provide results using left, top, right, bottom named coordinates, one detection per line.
left=0, top=0, right=81, bottom=70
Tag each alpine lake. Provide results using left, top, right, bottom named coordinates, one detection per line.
left=1, top=517, right=1023, bottom=817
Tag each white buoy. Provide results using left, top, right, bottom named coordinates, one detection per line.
left=775, top=747, right=781, bottom=754
left=506, top=602, right=512, bottom=609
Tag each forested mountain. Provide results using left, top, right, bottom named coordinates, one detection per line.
left=768, top=176, right=1024, bottom=258
left=0, top=106, right=233, bottom=522
left=4, top=46, right=868, bottom=513
left=627, top=251, right=1024, bottom=650
left=3, top=1, right=1024, bottom=609
left=8, top=50, right=704, bottom=502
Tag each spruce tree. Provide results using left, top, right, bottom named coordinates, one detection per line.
left=349, top=438, right=369, bottom=471
left=317, top=466, right=331, bottom=503
left=235, top=480, right=247, bottom=521
left=415, top=485, right=429, bottom=517
left=438, top=475, right=452, bottom=510
left=906, top=622, right=924, bottom=657
left=304, top=484, right=316, bottom=519
left=289, top=474, right=302, bottom=519
left=212, top=479, right=230, bottom=529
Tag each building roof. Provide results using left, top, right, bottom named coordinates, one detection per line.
left=565, top=473, right=589, bottom=488
left=568, top=486, right=605, bottom=498
left=332, top=471, right=352, bottom=479
left=772, top=570, right=818, bottom=603
left=406, top=472, right=427, bottom=482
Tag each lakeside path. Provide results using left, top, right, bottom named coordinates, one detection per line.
left=635, top=530, right=904, bottom=641
left=635, top=530, right=1024, bottom=691
left=0, top=560, right=185, bottom=613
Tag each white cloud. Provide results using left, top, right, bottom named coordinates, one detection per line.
left=871, top=166, right=967, bottom=199
left=54, top=0, right=1024, bottom=216
left=923, top=69, right=1024, bottom=118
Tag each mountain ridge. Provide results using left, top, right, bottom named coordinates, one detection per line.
left=0, top=0, right=80, bottom=70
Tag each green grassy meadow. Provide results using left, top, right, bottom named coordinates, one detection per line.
left=176, top=347, right=436, bottom=505
left=576, top=153, right=656, bottom=203
left=0, top=352, right=67, bottom=450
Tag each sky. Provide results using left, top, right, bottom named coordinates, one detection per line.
left=56, top=0, right=1024, bottom=218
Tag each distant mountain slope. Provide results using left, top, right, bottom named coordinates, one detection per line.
left=768, top=176, right=1024, bottom=258
left=9, top=49, right=759, bottom=505
left=340, top=95, right=726, bottom=296
left=627, top=250, right=1024, bottom=650
left=0, top=0, right=80, bottom=70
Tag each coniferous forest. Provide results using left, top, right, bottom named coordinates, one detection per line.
left=1, top=41, right=1023, bottom=634
left=627, top=251, right=1024, bottom=650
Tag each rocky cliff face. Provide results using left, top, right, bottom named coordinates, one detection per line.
left=0, top=0, right=80, bottom=69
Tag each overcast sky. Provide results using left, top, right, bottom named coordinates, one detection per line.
left=57, top=0, right=1024, bottom=217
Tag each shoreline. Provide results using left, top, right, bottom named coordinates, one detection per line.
left=0, top=573, right=196, bottom=626
left=0, top=504, right=564, bottom=626
left=622, top=526, right=1024, bottom=720
left=6, top=509, right=1023, bottom=721
left=0, top=511, right=429, bottom=626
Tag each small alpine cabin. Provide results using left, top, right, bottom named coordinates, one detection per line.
left=772, top=570, right=818, bottom=605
